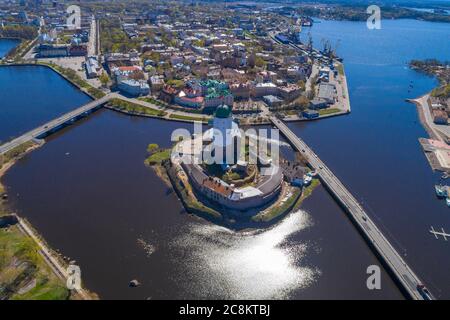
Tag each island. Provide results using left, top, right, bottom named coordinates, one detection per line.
left=144, top=105, right=319, bottom=228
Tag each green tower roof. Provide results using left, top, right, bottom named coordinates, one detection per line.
left=215, top=105, right=231, bottom=118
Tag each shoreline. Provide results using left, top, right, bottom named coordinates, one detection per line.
left=407, top=93, right=450, bottom=173
left=0, top=142, right=95, bottom=300
left=407, top=94, right=442, bottom=141
left=0, top=63, right=351, bottom=126
left=148, top=148, right=319, bottom=230
left=407, top=92, right=450, bottom=143
left=0, top=37, right=21, bottom=59
left=0, top=63, right=96, bottom=100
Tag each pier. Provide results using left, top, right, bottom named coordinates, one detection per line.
left=0, top=94, right=111, bottom=155
left=271, top=116, right=429, bottom=300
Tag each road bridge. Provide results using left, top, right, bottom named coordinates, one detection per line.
left=0, top=94, right=111, bottom=155
left=271, top=116, right=431, bottom=300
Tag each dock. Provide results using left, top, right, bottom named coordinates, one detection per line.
left=270, top=116, right=429, bottom=300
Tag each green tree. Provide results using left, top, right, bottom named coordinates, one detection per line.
left=254, top=56, right=266, bottom=68
left=147, top=143, right=159, bottom=154
left=99, top=72, right=109, bottom=87
left=293, top=96, right=310, bottom=110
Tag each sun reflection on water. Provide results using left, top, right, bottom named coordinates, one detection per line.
left=171, top=210, right=320, bottom=299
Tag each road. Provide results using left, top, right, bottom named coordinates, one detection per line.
left=271, top=116, right=429, bottom=300
left=87, top=15, right=97, bottom=56
left=0, top=92, right=215, bottom=156
left=413, top=94, right=450, bottom=141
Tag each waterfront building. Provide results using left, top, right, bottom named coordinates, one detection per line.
left=85, top=56, right=100, bottom=79
left=263, top=95, right=283, bottom=108
left=174, top=92, right=204, bottom=108
left=281, top=161, right=307, bottom=187
left=287, top=65, right=309, bottom=81
left=309, top=99, right=328, bottom=110
left=149, top=75, right=165, bottom=92
left=317, top=83, right=337, bottom=104
left=68, top=45, right=87, bottom=57
left=117, top=79, right=150, bottom=97
left=201, top=80, right=234, bottom=110
left=432, top=109, right=449, bottom=125
left=36, top=44, right=67, bottom=58
left=230, top=82, right=253, bottom=99
left=278, top=85, right=302, bottom=101
left=253, top=82, right=278, bottom=97
left=302, top=109, right=319, bottom=119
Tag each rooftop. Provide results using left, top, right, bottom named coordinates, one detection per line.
left=215, top=105, right=232, bottom=118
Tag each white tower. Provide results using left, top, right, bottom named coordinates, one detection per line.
left=212, top=105, right=240, bottom=149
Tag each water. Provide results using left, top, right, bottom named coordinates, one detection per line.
left=0, top=38, right=20, bottom=58
left=3, top=19, right=450, bottom=299
left=0, top=65, right=91, bottom=143
left=3, top=110, right=400, bottom=299
left=296, top=19, right=450, bottom=298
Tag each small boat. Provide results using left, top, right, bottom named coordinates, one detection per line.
left=446, top=198, right=450, bottom=207
left=435, top=185, right=447, bottom=198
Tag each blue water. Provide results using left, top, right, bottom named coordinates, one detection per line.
left=2, top=19, right=450, bottom=299
left=0, top=38, right=20, bottom=58
left=0, top=65, right=91, bottom=143
left=295, top=19, right=450, bottom=298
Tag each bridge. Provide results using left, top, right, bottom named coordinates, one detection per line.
left=0, top=94, right=112, bottom=155
left=270, top=116, right=429, bottom=300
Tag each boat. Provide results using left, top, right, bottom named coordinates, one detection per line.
left=435, top=185, right=447, bottom=198
left=435, top=184, right=447, bottom=198
left=446, top=198, right=450, bottom=207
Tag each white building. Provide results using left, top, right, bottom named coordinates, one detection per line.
left=117, top=79, right=150, bottom=97
left=85, top=56, right=100, bottom=78
left=209, top=105, right=241, bottom=149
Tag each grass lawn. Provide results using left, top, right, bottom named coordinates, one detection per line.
left=145, top=149, right=171, bottom=165
left=169, top=114, right=208, bottom=122
left=336, top=64, right=344, bottom=76
left=0, top=224, right=69, bottom=300
left=0, top=141, right=36, bottom=170
left=319, top=108, right=341, bottom=116
left=252, top=188, right=302, bottom=222
left=38, top=62, right=105, bottom=99
left=252, top=179, right=320, bottom=222
left=110, top=98, right=167, bottom=117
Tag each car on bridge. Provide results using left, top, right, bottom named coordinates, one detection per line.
left=417, top=284, right=432, bottom=300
